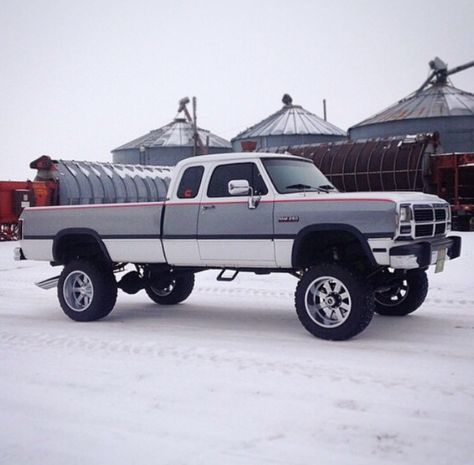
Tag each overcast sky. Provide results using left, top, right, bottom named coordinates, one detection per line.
left=1, top=0, right=473, bottom=179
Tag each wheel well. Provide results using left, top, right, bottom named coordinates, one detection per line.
left=53, top=231, right=111, bottom=265
left=292, top=228, right=375, bottom=272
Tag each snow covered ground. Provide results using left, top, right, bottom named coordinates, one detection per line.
left=1, top=235, right=473, bottom=465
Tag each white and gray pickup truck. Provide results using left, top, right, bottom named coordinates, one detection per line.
left=16, top=152, right=461, bottom=340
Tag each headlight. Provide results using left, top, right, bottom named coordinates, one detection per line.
left=446, top=206, right=452, bottom=231
left=399, top=205, right=412, bottom=223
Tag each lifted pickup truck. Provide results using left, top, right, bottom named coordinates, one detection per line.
left=16, top=153, right=461, bottom=340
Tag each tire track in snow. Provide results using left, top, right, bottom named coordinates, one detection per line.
left=195, top=285, right=474, bottom=307
left=0, top=264, right=40, bottom=272
left=1, top=330, right=473, bottom=400
left=196, top=286, right=294, bottom=298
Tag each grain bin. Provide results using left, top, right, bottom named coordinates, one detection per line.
left=112, top=98, right=232, bottom=166
left=349, top=58, right=474, bottom=152
left=232, top=94, right=346, bottom=151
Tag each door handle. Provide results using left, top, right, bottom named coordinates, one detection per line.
left=202, top=205, right=216, bottom=211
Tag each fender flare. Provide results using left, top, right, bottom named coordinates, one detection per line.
left=53, top=228, right=112, bottom=264
left=291, top=223, right=377, bottom=268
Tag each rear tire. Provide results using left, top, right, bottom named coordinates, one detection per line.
left=145, top=273, right=195, bottom=305
left=374, top=270, right=428, bottom=316
left=58, top=260, right=117, bottom=321
left=295, top=263, right=374, bottom=341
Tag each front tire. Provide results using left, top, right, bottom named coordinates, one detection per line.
left=58, top=260, right=117, bottom=321
left=374, top=270, right=428, bottom=316
left=295, top=264, right=375, bottom=341
left=145, top=273, right=195, bottom=305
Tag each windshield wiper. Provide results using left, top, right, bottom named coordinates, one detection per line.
left=285, top=183, right=328, bottom=193
left=286, top=183, right=317, bottom=191
left=317, top=184, right=336, bottom=192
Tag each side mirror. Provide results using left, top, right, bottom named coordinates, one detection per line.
left=228, top=179, right=250, bottom=196
left=228, top=179, right=260, bottom=209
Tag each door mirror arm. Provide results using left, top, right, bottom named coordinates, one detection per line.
left=248, top=187, right=261, bottom=209
left=228, top=179, right=260, bottom=209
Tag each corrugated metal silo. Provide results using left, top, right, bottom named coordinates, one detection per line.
left=232, top=94, right=347, bottom=151
left=55, top=160, right=172, bottom=205
left=349, top=58, right=474, bottom=152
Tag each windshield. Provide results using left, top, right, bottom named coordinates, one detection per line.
left=262, top=158, right=336, bottom=194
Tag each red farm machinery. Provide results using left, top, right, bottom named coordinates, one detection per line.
left=0, top=178, right=57, bottom=241
left=0, top=156, right=171, bottom=241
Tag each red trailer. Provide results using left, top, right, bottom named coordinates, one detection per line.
left=430, top=153, right=474, bottom=230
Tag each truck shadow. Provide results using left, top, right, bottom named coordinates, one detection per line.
left=110, top=300, right=302, bottom=336
left=107, top=299, right=456, bottom=344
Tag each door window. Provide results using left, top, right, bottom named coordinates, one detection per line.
left=207, top=163, right=268, bottom=198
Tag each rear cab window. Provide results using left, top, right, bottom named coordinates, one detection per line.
left=177, top=166, right=204, bottom=199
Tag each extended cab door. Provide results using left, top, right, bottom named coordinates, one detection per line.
left=197, top=161, right=276, bottom=267
left=162, top=165, right=204, bottom=266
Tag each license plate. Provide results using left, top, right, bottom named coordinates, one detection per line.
left=435, top=248, right=447, bottom=273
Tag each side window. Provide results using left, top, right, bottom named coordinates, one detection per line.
left=207, top=163, right=268, bottom=198
left=177, top=166, right=204, bottom=199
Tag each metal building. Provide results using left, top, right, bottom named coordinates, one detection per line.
left=231, top=94, right=346, bottom=151
left=349, top=58, right=474, bottom=152
left=112, top=99, right=232, bottom=166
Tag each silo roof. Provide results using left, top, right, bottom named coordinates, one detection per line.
left=233, top=98, right=346, bottom=140
left=114, top=118, right=231, bottom=151
left=353, top=84, right=474, bottom=128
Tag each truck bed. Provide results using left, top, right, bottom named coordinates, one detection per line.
left=21, top=202, right=166, bottom=263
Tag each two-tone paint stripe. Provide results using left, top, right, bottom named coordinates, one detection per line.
left=23, top=196, right=396, bottom=212
left=23, top=232, right=394, bottom=241
left=23, top=201, right=165, bottom=213
left=166, top=197, right=396, bottom=207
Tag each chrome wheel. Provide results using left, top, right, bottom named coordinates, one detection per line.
left=375, top=280, right=409, bottom=307
left=145, top=273, right=195, bottom=305
left=304, top=276, right=352, bottom=328
left=374, top=270, right=428, bottom=316
left=150, top=280, right=176, bottom=297
left=63, top=271, right=94, bottom=312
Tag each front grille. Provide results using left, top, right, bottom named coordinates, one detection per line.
left=414, top=208, right=434, bottom=222
left=415, top=224, right=434, bottom=237
left=399, top=203, right=449, bottom=240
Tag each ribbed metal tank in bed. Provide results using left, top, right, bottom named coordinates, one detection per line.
left=56, top=160, right=172, bottom=205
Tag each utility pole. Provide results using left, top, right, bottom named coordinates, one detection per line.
left=193, top=97, right=198, bottom=157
